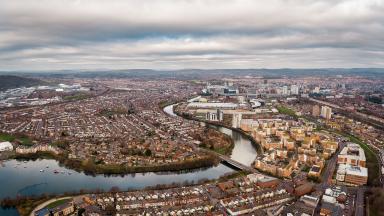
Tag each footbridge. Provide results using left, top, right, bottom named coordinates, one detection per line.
left=200, top=148, right=258, bottom=173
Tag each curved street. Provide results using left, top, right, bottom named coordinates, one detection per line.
left=29, top=196, right=72, bottom=216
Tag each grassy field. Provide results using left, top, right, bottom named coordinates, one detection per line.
left=276, top=105, right=298, bottom=117
left=18, top=137, right=33, bottom=146
left=0, top=133, right=33, bottom=146
left=211, top=147, right=231, bottom=155
left=0, top=133, right=15, bottom=142
left=45, top=198, right=72, bottom=209
left=63, top=93, right=88, bottom=101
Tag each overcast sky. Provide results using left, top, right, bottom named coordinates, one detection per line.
left=1, top=0, right=383, bottom=70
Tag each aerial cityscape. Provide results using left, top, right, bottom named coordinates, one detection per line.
left=1, top=0, right=384, bottom=216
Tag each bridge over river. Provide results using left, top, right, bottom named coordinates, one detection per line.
left=199, top=148, right=258, bottom=173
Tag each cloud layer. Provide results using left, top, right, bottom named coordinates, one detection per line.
left=1, top=0, right=384, bottom=70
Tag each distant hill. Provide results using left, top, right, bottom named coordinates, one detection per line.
left=0, top=75, right=45, bottom=91
left=2, top=68, right=383, bottom=80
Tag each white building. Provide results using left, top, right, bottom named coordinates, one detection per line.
left=206, top=109, right=224, bottom=122
left=313, top=87, right=320, bottom=94
left=337, top=143, right=366, bottom=167
left=0, top=141, right=13, bottom=152
left=232, top=113, right=242, bottom=128
left=282, top=86, right=289, bottom=95
left=336, top=143, right=368, bottom=186
left=290, top=85, right=299, bottom=95
left=320, top=106, right=332, bottom=119
left=336, top=164, right=368, bottom=186
left=187, top=102, right=238, bottom=110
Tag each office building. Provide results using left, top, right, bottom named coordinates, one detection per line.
left=320, top=106, right=332, bottom=119
left=291, top=85, right=299, bottom=95
left=282, top=86, right=289, bottom=95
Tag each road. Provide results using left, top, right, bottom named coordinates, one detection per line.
left=355, top=187, right=367, bottom=216
left=29, top=196, right=72, bottom=216
left=316, top=141, right=346, bottom=192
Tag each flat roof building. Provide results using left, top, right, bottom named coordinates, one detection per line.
left=187, top=102, right=238, bottom=110
left=336, top=164, right=368, bottom=186
left=337, top=143, right=366, bottom=167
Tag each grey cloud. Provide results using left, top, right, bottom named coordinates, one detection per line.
left=0, top=0, right=383, bottom=70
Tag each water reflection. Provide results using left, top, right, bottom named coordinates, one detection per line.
left=0, top=207, right=19, bottom=216
left=0, top=159, right=232, bottom=199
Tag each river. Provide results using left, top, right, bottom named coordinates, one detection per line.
left=0, top=104, right=257, bottom=215
left=164, top=104, right=257, bottom=165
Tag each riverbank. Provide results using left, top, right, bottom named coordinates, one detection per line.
left=172, top=104, right=262, bottom=154
left=1, top=167, right=245, bottom=216
left=194, top=127, right=234, bottom=156
left=29, top=196, right=72, bottom=216
left=11, top=152, right=220, bottom=175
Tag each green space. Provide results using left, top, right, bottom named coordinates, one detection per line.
left=63, top=93, right=89, bottom=101
left=368, top=188, right=384, bottom=216
left=200, top=139, right=234, bottom=156
left=18, top=137, right=33, bottom=146
left=99, top=108, right=129, bottom=117
left=13, top=151, right=219, bottom=175
left=0, top=75, right=45, bottom=92
left=45, top=198, right=72, bottom=209
left=0, top=133, right=33, bottom=146
left=276, top=105, right=297, bottom=117
left=50, top=140, right=69, bottom=150
left=212, top=147, right=230, bottom=155
left=0, top=133, right=15, bottom=142
left=218, top=171, right=251, bottom=181
left=301, top=165, right=311, bottom=172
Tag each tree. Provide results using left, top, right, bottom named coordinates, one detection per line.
left=104, top=204, right=116, bottom=215
left=109, top=186, right=121, bottom=193
left=61, top=131, right=69, bottom=137
left=77, top=208, right=85, bottom=216
left=144, top=149, right=152, bottom=157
